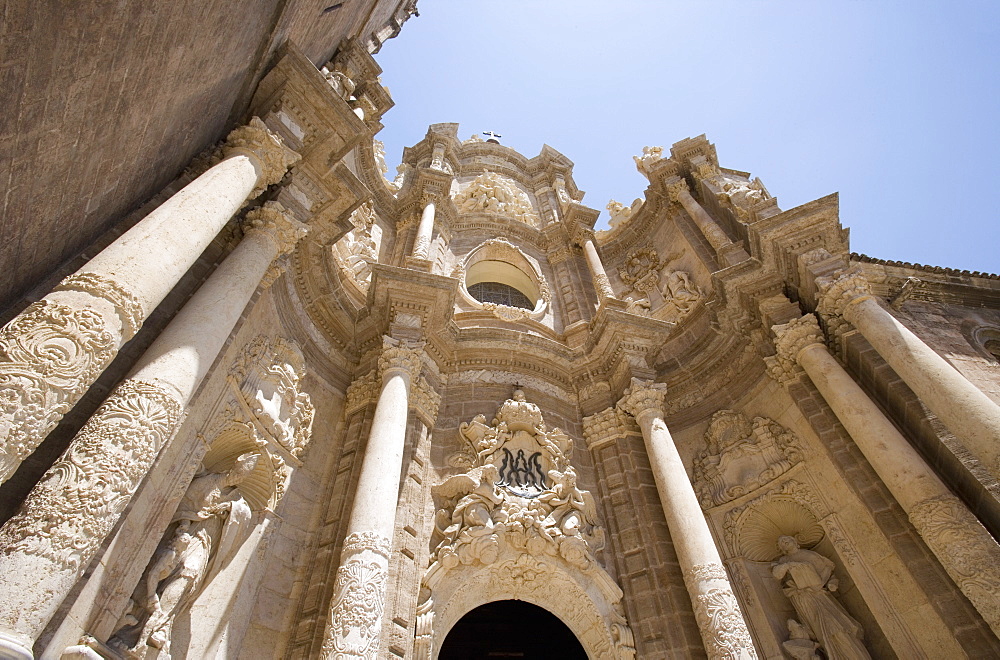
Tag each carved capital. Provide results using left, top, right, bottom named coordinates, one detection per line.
left=223, top=117, right=300, bottom=197
left=582, top=406, right=629, bottom=450
left=410, top=376, right=441, bottom=427
left=345, top=370, right=379, bottom=417
left=763, top=354, right=804, bottom=386
left=54, top=272, right=144, bottom=339
left=772, top=314, right=824, bottom=365
left=244, top=201, right=309, bottom=258
left=617, top=378, right=668, bottom=423
left=665, top=178, right=690, bottom=204
left=0, top=379, right=182, bottom=579
left=377, top=336, right=424, bottom=382
left=908, top=494, right=1000, bottom=632
left=815, top=268, right=873, bottom=319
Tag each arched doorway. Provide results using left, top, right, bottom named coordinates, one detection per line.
left=439, top=600, right=588, bottom=659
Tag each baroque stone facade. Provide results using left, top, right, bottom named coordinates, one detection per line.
left=2, top=7, right=1000, bottom=660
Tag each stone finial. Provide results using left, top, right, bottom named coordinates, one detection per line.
left=377, top=335, right=425, bottom=381
left=244, top=202, right=309, bottom=257
left=772, top=314, right=824, bottom=365
left=617, top=378, right=668, bottom=422
left=815, top=268, right=873, bottom=319
left=223, top=117, right=301, bottom=196
left=582, top=406, right=630, bottom=450
left=664, top=178, right=690, bottom=205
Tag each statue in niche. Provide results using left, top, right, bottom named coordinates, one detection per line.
left=109, top=453, right=261, bottom=658
left=771, top=536, right=871, bottom=660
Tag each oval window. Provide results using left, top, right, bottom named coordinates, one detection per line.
left=467, top=281, right=534, bottom=309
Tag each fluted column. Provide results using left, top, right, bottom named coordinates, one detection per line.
left=321, top=337, right=424, bottom=659
left=411, top=197, right=436, bottom=260
left=617, top=379, right=757, bottom=660
left=0, top=117, right=299, bottom=484
left=666, top=179, right=745, bottom=267
left=0, top=203, right=307, bottom=660
left=577, top=229, right=615, bottom=300
left=818, top=269, right=1000, bottom=479
left=769, top=313, right=1000, bottom=636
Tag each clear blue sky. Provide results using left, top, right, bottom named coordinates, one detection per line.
left=374, top=1, right=1000, bottom=273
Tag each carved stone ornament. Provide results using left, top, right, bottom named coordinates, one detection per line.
left=582, top=406, right=630, bottom=450
left=606, top=198, right=642, bottom=231
left=421, top=390, right=636, bottom=659
left=223, top=116, right=301, bottom=198
left=665, top=178, right=690, bottom=204
left=683, top=562, right=759, bottom=660
left=321, top=531, right=392, bottom=660
left=378, top=335, right=425, bottom=382
left=815, top=268, right=874, bottom=320
left=716, top=177, right=769, bottom=220
left=633, top=145, right=664, bottom=176
left=411, top=376, right=442, bottom=427
left=617, top=378, right=668, bottom=424
left=372, top=138, right=389, bottom=178
left=54, top=272, right=144, bottom=340
left=907, top=494, right=1000, bottom=633
left=333, top=202, right=380, bottom=292
left=452, top=171, right=541, bottom=227
left=659, top=268, right=704, bottom=323
left=243, top=201, right=309, bottom=258
left=0, top=299, right=118, bottom=483
left=230, top=335, right=315, bottom=458
left=693, top=411, right=803, bottom=508
left=772, top=314, right=824, bottom=365
left=618, top=247, right=661, bottom=288
left=724, top=490, right=826, bottom=563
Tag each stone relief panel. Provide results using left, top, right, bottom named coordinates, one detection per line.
left=692, top=411, right=803, bottom=509
left=452, top=171, right=541, bottom=227
left=616, top=247, right=704, bottom=324
left=417, top=391, right=636, bottom=659
left=332, top=202, right=382, bottom=293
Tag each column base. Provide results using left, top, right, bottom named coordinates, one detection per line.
left=0, top=630, right=33, bottom=660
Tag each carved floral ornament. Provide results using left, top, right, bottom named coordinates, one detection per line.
left=418, top=391, right=636, bottom=659
left=223, top=117, right=301, bottom=198
left=451, top=171, right=541, bottom=227
left=692, top=410, right=804, bottom=509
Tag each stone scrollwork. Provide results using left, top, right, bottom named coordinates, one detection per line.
left=223, top=116, right=301, bottom=198
left=0, top=379, right=183, bottom=573
left=0, top=299, right=119, bottom=483
left=693, top=410, right=803, bottom=508
left=618, top=247, right=661, bottom=289
left=410, top=375, right=442, bottom=427
left=684, top=562, right=758, bottom=660
left=716, top=177, right=769, bottom=220
left=582, top=406, right=630, bottom=451
left=322, top=531, right=392, bottom=660
left=772, top=314, right=825, bottom=365
left=908, top=494, right=1000, bottom=632
left=659, top=268, right=704, bottom=323
left=54, top=272, right=144, bottom=340
left=452, top=171, right=541, bottom=227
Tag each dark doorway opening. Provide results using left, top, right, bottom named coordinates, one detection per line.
left=439, top=599, right=588, bottom=659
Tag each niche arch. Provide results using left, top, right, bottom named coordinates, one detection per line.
left=456, top=238, right=550, bottom=321
left=439, top=599, right=587, bottom=659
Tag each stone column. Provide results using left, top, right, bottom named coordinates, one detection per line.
left=411, top=197, right=436, bottom=260
left=0, top=204, right=307, bottom=660
left=321, top=337, right=424, bottom=659
left=577, top=229, right=615, bottom=300
left=666, top=179, right=745, bottom=267
left=817, top=269, right=1000, bottom=479
left=769, top=314, right=1000, bottom=636
left=0, top=117, right=299, bottom=484
left=617, top=379, right=758, bottom=660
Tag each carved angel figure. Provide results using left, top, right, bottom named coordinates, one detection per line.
left=660, top=269, right=703, bottom=319
left=110, top=453, right=261, bottom=657
left=771, top=536, right=870, bottom=660
left=606, top=198, right=642, bottom=231
left=633, top=145, right=664, bottom=174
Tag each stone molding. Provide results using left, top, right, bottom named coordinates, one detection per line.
left=815, top=268, right=874, bottom=319
left=223, top=117, right=301, bottom=199
left=616, top=377, right=667, bottom=423
left=908, top=494, right=1000, bottom=633
left=0, top=299, right=118, bottom=483
left=53, top=272, right=144, bottom=340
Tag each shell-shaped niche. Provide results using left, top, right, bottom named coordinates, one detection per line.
left=201, top=422, right=286, bottom=511
left=733, top=496, right=824, bottom=562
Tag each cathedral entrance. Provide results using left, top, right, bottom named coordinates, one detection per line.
left=439, top=600, right=588, bottom=659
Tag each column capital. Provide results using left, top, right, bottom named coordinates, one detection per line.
left=772, top=314, right=824, bottom=364
left=570, top=224, right=596, bottom=247
left=223, top=117, right=300, bottom=195
left=816, top=268, right=874, bottom=318
left=410, top=375, right=441, bottom=427
left=664, top=177, right=690, bottom=204
left=582, top=406, right=630, bottom=450
left=377, top=336, right=424, bottom=382
left=244, top=202, right=309, bottom=257
left=617, top=378, right=668, bottom=422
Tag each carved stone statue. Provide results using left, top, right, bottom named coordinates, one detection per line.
left=659, top=269, right=703, bottom=321
left=633, top=145, right=664, bottom=175
left=606, top=198, right=642, bottom=231
left=783, top=619, right=821, bottom=660
left=771, top=536, right=871, bottom=660
left=109, top=453, right=261, bottom=657
left=452, top=171, right=540, bottom=227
